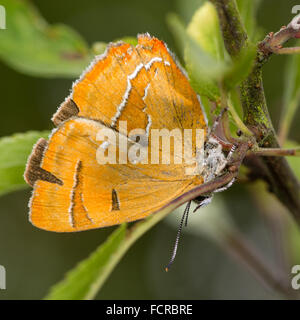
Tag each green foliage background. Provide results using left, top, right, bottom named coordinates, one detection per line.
left=0, top=0, right=299, bottom=299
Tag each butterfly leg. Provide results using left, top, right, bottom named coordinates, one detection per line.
left=210, top=108, right=239, bottom=151
left=193, top=195, right=213, bottom=213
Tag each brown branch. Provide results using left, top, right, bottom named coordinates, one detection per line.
left=259, top=14, right=300, bottom=57
left=225, top=230, right=298, bottom=299
left=210, top=0, right=300, bottom=221
left=250, top=148, right=300, bottom=157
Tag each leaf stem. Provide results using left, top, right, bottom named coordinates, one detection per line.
left=274, top=47, right=300, bottom=55
left=250, top=147, right=300, bottom=157
left=85, top=206, right=178, bottom=299
left=227, top=100, right=253, bottom=136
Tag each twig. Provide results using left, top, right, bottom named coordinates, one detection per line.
left=210, top=0, right=300, bottom=222
left=274, top=47, right=300, bottom=55
left=224, top=232, right=298, bottom=299
left=251, top=147, right=300, bottom=157
left=259, top=14, right=300, bottom=57
left=224, top=229, right=298, bottom=299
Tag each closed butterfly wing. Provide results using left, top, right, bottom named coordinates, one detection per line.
left=53, top=34, right=207, bottom=135
left=25, top=118, right=205, bottom=231
left=25, top=34, right=207, bottom=232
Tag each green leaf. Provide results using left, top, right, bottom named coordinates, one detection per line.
left=0, top=131, right=50, bottom=196
left=223, top=44, right=257, bottom=91
left=45, top=224, right=128, bottom=300
left=186, top=1, right=225, bottom=62
left=236, top=0, right=262, bottom=41
left=279, top=47, right=300, bottom=143
left=115, top=36, right=138, bottom=46
left=45, top=200, right=181, bottom=300
left=91, top=42, right=107, bottom=55
left=175, top=0, right=205, bottom=24
left=0, top=0, right=92, bottom=78
left=167, top=13, right=227, bottom=101
left=184, top=2, right=256, bottom=96
left=91, top=37, right=138, bottom=57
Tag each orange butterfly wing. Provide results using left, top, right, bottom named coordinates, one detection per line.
left=26, top=118, right=203, bottom=231
left=25, top=34, right=207, bottom=232
left=53, top=34, right=206, bottom=134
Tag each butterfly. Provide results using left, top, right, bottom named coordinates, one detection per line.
left=24, top=33, right=248, bottom=233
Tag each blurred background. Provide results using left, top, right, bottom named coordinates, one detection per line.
left=0, top=0, right=300, bottom=299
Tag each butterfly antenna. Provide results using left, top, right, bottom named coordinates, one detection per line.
left=184, top=203, right=190, bottom=227
left=165, top=201, right=191, bottom=272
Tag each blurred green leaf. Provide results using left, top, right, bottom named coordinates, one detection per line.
left=45, top=200, right=179, bottom=300
left=92, top=36, right=138, bottom=56
left=115, top=36, right=138, bottom=46
left=223, top=44, right=256, bottom=91
left=187, top=1, right=225, bottom=61
left=175, top=0, right=204, bottom=24
left=236, top=0, right=262, bottom=41
left=45, top=224, right=127, bottom=300
left=0, top=131, right=49, bottom=196
left=279, top=49, right=300, bottom=143
left=91, top=41, right=107, bottom=55
left=185, top=1, right=256, bottom=94
left=167, top=13, right=227, bottom=101
left=0, top=0, right=92, bottom=78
